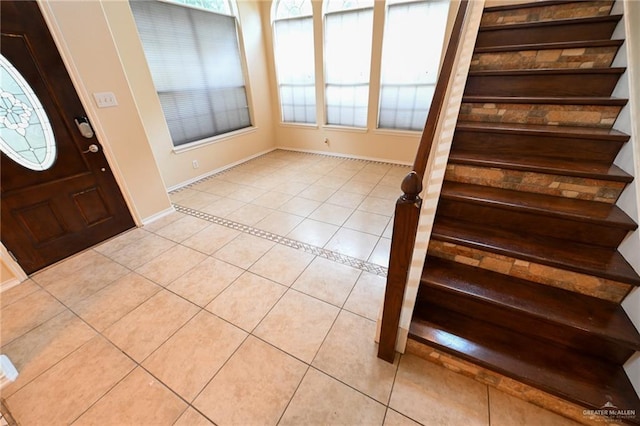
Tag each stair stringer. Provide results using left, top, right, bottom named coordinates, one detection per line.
left=376, top=0, right=485, bottom=352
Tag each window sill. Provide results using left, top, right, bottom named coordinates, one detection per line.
left=171, top=126, right=257, bottom=154
left=373, top=128, right=422, bottom=137
left=322, top=124, right=368, bottom=133
left=278, top=122, right=319, bottom=129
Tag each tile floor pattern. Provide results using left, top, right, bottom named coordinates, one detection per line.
left=0, top=150, right=583, bottom=425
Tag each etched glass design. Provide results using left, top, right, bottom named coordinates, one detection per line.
left=0, top=54, right=56, bottom=171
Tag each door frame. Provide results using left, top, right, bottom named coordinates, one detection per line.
left=0, top=0, right=145, bottom=282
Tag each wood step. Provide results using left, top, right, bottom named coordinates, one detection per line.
left=471, top=40, right=623, bottom=71
left=464, top=68, right=625, bottom=97
left=438, top=181, right=637, bottom=247
left=462, top=96, right=628, bottom=106
left=409, top=303, right=640, bottom=421
left=454, top=121, right=629, bottom=164
left=476, top=15, right=622, bottom=48
left=481, top=1, right=614, bottom=26
left=419, top=255, right=640, bottom=363
left=448, top=151, right=633, bottom=183
left=431, top=217, right=640, bottom=286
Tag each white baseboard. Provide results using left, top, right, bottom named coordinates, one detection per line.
left=141, top=206, right=177, bottom=226
left=275, top=146, right=412, bottom=166
left=0, top=278, right=21, bottom=293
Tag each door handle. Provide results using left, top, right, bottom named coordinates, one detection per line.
left=82, top=144, right=99, bottom=154
left=74, top=117, right=94, bottom=138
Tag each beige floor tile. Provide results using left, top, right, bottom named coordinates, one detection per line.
left=154, top=215, right=211, bottom=242
left=380, top=173, right=406, bottom=187
left=352, top=170, right=383, bottom=184
left=389, top=354, right=489, bottom=425
left=344, top=272, right=386, bottom=321
left=196, top=178, right=241, bottom=197
left=193, top=336, right=306, bottom=426
left=341, top=180, right=377, bottom=195
left=308, top=203, right=355, bottom=226
left=292, top=171, right=323, bottom=184
left=105, top=233, right=176, bottom=269
left=254, top=211, right=304, bottom=235
left=225, top=185, right=267, bottom=202
left=205, top=272, right=286, bottom=332
left=225, top=203, right=273, bottom=225
left=143, top=311, right=246, bottom=402
left=313, top=310, right=398, bottom=403
left=0, top=279, right=39, bottom=308
left=32, top=249, right=112, bottom=287
left=291, top=257, right=361, bottom=307
left=174, top=407, right=214, bottom=426
left=251, top=190, right=293, bottom=208
left=6, top=336, right=134, bottom=426
left=287, top=219, right=339, bottom=247
left=200, top=197, right=246, bottom=217
left=213, top=233, right=275, bottom=269
left=370, top=184, right=401, bottom=201
left=1, top=311, right=96, bottom=397
left=298, top=184, right=337, bottom=202
left=280, top=368, right=386, bottom=426
left=167, top=257, right=243, bottom=307
left=327, top=190, right=367, bottom=208
left=249, top=244, right=314, bottom=286
left=324, top=228, right=379, bottom=260
left=489, top=388, right=583, bottom=426
left=278, top=196, right=322, bottom=217
left=169, top=188, right=199, bottom=203
left=45, top=258, right=130, bottom=306
left=358, top=195, right=397, bottom=216
left=383, top=220, right=394, bottom=238
left=103, top=290, right=199, bottom=362
left=73, top=367, right=187, bottom=426
left=182, top=223, right=240, bottom=255
left=179, top=191, right=222, bottom=210
left=253, top=290, right=339, bottom=363
left=273, top=180, right=309, bottom=196
left=93, top=227, right=151, bottom=257
left=383, top=409, right=422, bottom=426
left=71, top=272, right=160, bottom=331
left=369, top=237, right=391, bottom=267
left=142, top=211, right=186, bottom=233
left=344, top=210, right=391, bottom=236
left=314, top=175, right=350, bottom=190
left=1, top=289, right=66, bottom=345
left=136, top=245, right=207, bottom=286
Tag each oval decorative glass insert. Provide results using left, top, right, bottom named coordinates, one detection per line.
left=0, top=53, right=56, bottom=171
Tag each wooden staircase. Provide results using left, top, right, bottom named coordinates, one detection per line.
left=408, top=0, right=640, bottom=422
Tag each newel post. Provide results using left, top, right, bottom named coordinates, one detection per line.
left=378, top=171, right=423, bottom=362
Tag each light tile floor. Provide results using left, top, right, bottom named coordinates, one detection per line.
left=0, top=150, right=582, bottom=425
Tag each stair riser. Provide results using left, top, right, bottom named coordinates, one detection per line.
left=445, top=164, right=625, bottom=203
left=476, top=20, right=618, bottom=48
left=417, top=286, right=633, bottom=364
left=453, top=130, right=624, bottom=164
left=480, top=1, right=613, bottom=26
left=427, top=241, right=631, bottom=302
left=465, top=72, right=621, bottom=97
left=459, top=102, right=621, bottom=128
left=437, top=199, right=629, bottom=248
left=470, top=46, right=618, bottom=71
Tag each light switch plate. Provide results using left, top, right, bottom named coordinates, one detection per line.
left=93, top=92, right=118, bottom=108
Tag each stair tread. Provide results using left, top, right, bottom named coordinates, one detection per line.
left=483, top=0, right=612, bottom=13
left=432, top=217, right=640, bottom=286
left=462, top=95, right=628, bottom=106
left=456, top=121, right=630, bottom=141
left=468, top=67, right=625, bottom=76
left=409, top=304, right=640, bottom=416
left=479, top=14, right=622, bottom=31
left=448, top=151, right=633, bottom=182
left=441, top=181, right=637, bottom=229
left=421, top=255, right=640, bottom=349
left=474, top=39, right=624, bottom=54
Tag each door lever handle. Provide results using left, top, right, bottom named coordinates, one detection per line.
left=83, top=144, right=99, bottom=154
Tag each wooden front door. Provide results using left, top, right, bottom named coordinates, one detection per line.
left=1, top=1, right=135, bottom=274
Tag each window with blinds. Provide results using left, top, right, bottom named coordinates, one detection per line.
left=272, top=0, right=316, bottom=124
left=378, top=0, right=449, bottom=131
left=129, top=0, right=251, bottom=147
left=323, top=1, right=374, bottom=128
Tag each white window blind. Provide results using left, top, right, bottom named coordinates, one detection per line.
left=273, top=15, right=316, bottom=124
left=324, top=6, right=373, bottom=127
left=129, top=0, right=251, bottom=146
left=378, top=0, right=449, bottom=131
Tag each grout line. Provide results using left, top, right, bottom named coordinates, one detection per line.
left=173, top=204, right=388, bottom=278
